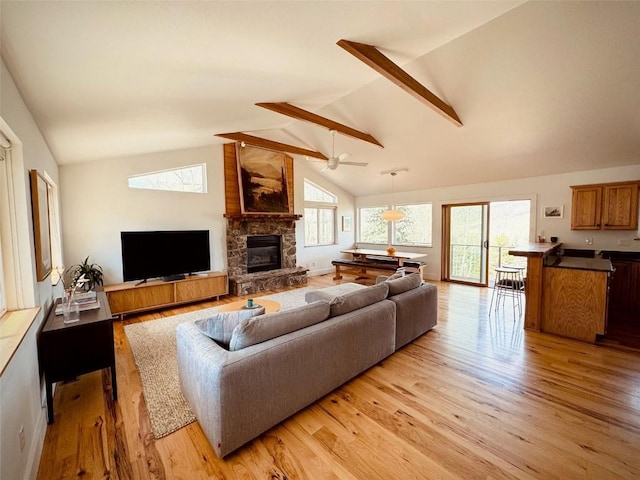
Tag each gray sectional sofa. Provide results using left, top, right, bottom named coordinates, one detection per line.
left=176, top=273, right=437, bottom=458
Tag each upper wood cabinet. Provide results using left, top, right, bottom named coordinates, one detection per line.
left=571, top=181, right=639, bottom=230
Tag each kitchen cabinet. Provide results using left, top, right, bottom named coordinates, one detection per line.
left=570, top=181, right=639, bottom=230
left=608, top=260, right=640, bottom=325
left=541, top=258, right=612, bottom=343
left=609, top=261, right=633, bottom=310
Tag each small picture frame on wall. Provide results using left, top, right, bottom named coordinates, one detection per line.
left=29, top=169, right=53, bottom=281
left=543, top=205, right=564, bottom=219
left=342, top=215, right=352, bottom=232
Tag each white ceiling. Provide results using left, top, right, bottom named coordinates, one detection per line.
left=2, top=1, right=639, bottom=196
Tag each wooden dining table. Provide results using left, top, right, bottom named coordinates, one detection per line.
left=340, top=248, right=426, bottom=267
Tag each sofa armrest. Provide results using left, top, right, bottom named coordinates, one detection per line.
left=176, top=322, right=229, bottom=452
left=389, top=282, right=437, bottom=349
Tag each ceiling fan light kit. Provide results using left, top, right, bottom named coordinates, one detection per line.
left=322, top=129, right=368, bottom=171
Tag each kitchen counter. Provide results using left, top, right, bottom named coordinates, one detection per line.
left=509, top=242, right=562, bottom=331
left=545, top=256, right=614, bottom=272
left=600, top=250, right=640, bottom=262
left=508, top=242, right=561, bottom=257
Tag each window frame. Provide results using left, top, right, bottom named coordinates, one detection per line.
left=127, top=163, right=207, bottom=194
left=357, top=205, right=389, bottom=245
left=303, top=179, right=338, bottom=247
left=304, top=205, right=337, bottom=247
left=391, top=202, right=433, bottom=247
left=358, top=202, right=433, bottom=247
left=0, top=118, right=38, bottom=312
left=0, top=160, right=6, bottom=317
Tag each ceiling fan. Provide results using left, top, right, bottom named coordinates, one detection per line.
left=322, top=130, right=368, bottom=171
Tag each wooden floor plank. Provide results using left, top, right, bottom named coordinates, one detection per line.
left=36, top=277, right=640, bottom=479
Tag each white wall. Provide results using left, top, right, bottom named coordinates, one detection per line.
left=1, top=60, right=59, bottom=480
left=357, top=164, right=640, bottom=280
left=60, top=146, right=226, bottom=284
left=61, top=148, right=356, bottom=284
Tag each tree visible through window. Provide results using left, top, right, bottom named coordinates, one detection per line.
left=359, top=206, right=388, bottom=244
left=304, top=180, right=337, bottom=246
left=359, top=203, right=432, bottom=246
left=128, top=164, right=207, bottom=193
left=394, top=204, right=432, bottom=246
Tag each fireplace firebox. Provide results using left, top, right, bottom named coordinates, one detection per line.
left=246, top=235, right=282, bottom=273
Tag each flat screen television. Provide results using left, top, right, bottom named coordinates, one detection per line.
left=121, top=230, right=210, bottom=282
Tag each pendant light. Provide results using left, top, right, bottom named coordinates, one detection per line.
left=381, top=169, right=406, bottom=222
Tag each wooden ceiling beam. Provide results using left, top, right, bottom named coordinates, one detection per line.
left=337, top=39, right=462, bottom=127
left=215, top=132, right=328, bottom=160
left=256, top=102, right=383, bottom=148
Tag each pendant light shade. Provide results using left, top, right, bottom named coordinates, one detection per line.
left=381, top=170, right=406, bottom=222
left=381, top=208, right=405, bottom=221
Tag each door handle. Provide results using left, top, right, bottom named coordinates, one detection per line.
left=483, top=240, right=489, bottom=249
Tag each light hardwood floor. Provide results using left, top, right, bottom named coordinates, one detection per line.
left=37, top=276, right=640, bottom=479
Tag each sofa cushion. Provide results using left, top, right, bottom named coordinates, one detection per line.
left=328, top=282, right=389, bottom=317
left=229, top=301, right=330, bottom=351
left=195, top=306, right=265, bottom=347
left=386, top=272, right=422, bottom=296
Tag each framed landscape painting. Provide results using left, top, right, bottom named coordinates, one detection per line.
left=236, top=144, right=291, bottom=214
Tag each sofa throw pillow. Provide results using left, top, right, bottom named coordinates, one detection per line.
left=195, top=306, right=265, bottom=347
left=229, top=301, right=330, bottom=351
left=386, top=272, right=422, bottom=296
left=375, top=272, right=403, bottom=284
left=304, top=282, right=366, bottom=304
left=328, top=282, right=389, bottom=318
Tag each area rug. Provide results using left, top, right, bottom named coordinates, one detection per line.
left=124, top=285, right=318, bottom=438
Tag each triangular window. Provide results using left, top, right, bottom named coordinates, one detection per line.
left=128, top=164, right=207, bottom=193
left=304, top=180, right=337, bottom=203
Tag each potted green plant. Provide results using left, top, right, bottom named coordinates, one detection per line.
left=72, top=256, right=104, bottom=291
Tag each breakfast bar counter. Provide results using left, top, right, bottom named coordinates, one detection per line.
left=510, top=242, right=614, bottom=343
left=540, top=256, right=612, bottom=342
left=509, top=242, right=561, bottom=331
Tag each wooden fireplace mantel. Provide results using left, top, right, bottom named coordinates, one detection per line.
left=224, top=213, right=303, bottom=228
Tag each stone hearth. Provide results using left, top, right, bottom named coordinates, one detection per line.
left=226, top=216, right=307, bottom=295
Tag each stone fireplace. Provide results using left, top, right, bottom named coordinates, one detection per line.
left=226, top=216, right=307, bottom=295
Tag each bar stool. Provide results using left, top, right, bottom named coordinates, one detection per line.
left=489, top=266, right=524, bottom=318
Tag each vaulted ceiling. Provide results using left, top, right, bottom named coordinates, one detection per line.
left=2, top=1, right=639, bottom=196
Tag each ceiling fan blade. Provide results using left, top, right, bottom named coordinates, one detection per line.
left=337, top=152, right=350, bottom=161
left=339, top=161, right=369, bottom=167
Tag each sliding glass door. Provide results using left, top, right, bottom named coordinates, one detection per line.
left=442, top=200, right=531, bottom=287
left=442, top=203, right=490, bottom=286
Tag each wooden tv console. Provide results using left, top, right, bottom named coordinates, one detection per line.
left=104, top=271, right=228, bottom=318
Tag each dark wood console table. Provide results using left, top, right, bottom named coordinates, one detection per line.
left=38, top=291, right=117, bottom=423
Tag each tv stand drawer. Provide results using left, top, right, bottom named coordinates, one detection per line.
left=107, top=283, right=174, bottom=314
left=176, top=275, right=227, bottom=302
left=105, top=271, right=228, bottom=318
